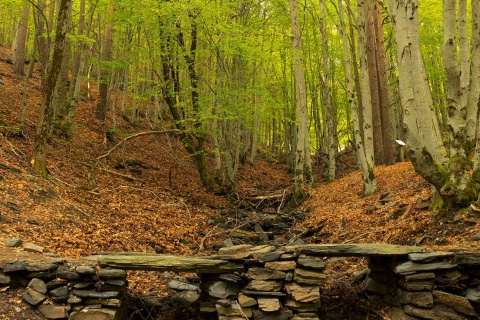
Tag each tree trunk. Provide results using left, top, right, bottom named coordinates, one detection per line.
left=375, top=1, right=395, bottom=165
left=441, top=0, right=479, bottom=205
left=357, top=0, right=377, bottom=195
left=96, top=0, right=115, bottom=122
left=35, top=0, right=49, bottom=78
left=386, top=0, right=463, bottom=207
left=320, top=0, right=336, bottom=182
left=33, top=0, right=72, bottom=178
left=12, top=2, right=29, bottom=75
left=289, top=0, right=310, bottom=201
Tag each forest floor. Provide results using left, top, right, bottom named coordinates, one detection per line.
left=0, top=46, right=479, bottom=319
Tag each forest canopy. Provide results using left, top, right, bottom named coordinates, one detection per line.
left=1, top=0, right=479, bottom=208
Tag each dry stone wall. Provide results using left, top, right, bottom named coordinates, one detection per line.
left=1, top=239, right=126, bottom=320
left=2, top=238, right=480, bottom=320
left=367, top=252, right=480, bottom=319
left=199, top=244, right=326, bottom=320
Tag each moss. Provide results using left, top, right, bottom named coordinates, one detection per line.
left=368, top=167, right=375, bottom=181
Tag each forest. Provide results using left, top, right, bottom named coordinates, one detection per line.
left=0, top=0, right=479, bottom=319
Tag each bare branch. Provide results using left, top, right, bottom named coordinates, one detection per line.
left=96, top=130, right=179, bottom=160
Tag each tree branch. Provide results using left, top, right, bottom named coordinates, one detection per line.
left=96, top=130, right=179, bottom=160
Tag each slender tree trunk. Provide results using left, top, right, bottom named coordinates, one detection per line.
left=357, top=0, right=377, bottom=195
left=289, top=0, right=311, bottom=201
left=33, top=0, right=72, bottom=178
left=66, top=0, right=95, bottom=132
left=35, top=0, right=49, bottom=78
left=468, top=0, right=480, bottom=144
left=13, top=2, right=29, bottom=75
left=320, top=0, right=336, bottom=182
left=96, top=0, right=114, bottom=122
left=375, top=1, right=396, bottom=164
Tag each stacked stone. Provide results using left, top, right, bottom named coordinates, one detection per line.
left=392, top=252, right=479, bottom=319
left=0, top=258, right=126, bottom=320
left=199, top=244, right=326, bottom=320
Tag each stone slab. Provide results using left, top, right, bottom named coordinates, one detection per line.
left=408, top=252, right=454, bottom=263
left=257, top=297, right=280, bottom=312
left=433, top=290, right=477, bottom=316
left=454, top=252, right=480, bottom=265
left=93, top=254, right=245, bottom=273
left=286, top=244, right=424, bottom=257
left=395, top=261, right=456, bottom=275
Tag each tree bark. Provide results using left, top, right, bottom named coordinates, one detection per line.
left=12, top=2, right=29, bottom=75
left=33, top=0, right=72, bottom=178
left=289, top=0, right=310, bottom=201
left=386, top=0, right=450, bottom=204
left=357, top=0, right=377, bottom=196
left=95, top=0, right=115, bottom=122
left=320, top=0, right=336, bottom=182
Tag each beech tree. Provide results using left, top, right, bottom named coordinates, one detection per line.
left=386, top=0, right=480, bottom=207
left=33, top=0, right=72, bottom=178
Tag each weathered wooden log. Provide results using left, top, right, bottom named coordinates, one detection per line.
left=286, top=243, right=425, bottom=257
left=86, top=254, right=245, bottom=273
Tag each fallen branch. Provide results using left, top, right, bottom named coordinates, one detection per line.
left=96, top=130, right=179, bottom=160
left=78, top=161, right=144, bottom=182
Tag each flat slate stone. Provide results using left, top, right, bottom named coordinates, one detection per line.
left=23, top=288, right=47, bottom=306
left=256, top=252, right=282, bottom=263
left=241, top=290, right=286, bottom=297
left=216, top=304, right=252, bottom=317
left=257, top=297, right=281, bottom=312
left=72, top=289, right=119, bottom=299
left=294, top=269, right=326, bottom=285
left=288, top=243, right=424, bottom=257
left=433, top=290, right=477, bottom=316
left=98, top=268, right=126, bottom=279
left=76, top=266, right=96, bottom=275
left=296, top=257, right=325, bottom=270
left=246, top=280, right=282, bottom=292
left=28, top=278, right=47, bottom=294
left=264, top=261, right=296, bottom=271
left=94, top=254, right=244, bottom=273
left=404, top=273, right=436, bottom=281
left=5, top=237, right=22, bottom=247
left=238, top=293, right=257, bottom=307
left=70, top=309, right=116, bottom=320
left=218, top=273, right=243, bottom=283
left=454, top=252, right=480, bottom=265
left=394, top=261, right=456, bottom=275
left=50, top=286, right=69, bottom=300
left=25, top=261, right=58, bottom=272
left=56, top=271, right=82, bottom=281
left=208, top=281, right=239, bottom=299
left=253, top=309, right=291, bottom=320
left=284, top=283, right=320, bottom=303
left=399, top=291, right=433, bottom=308
left=398, top=279, right=433, bottom=291
left=23, top=243, right=44, bottom=253
left=285, top=299, right=320, bottom=312
left=38, top=304, right=68, bottom=319
left=408, top=252, right=454, bottom=263
left=247, top=267, right=286, bottom=280
left=404, top=304, right=465, bottom=320
left=3, top=260, right=26, bottom=273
